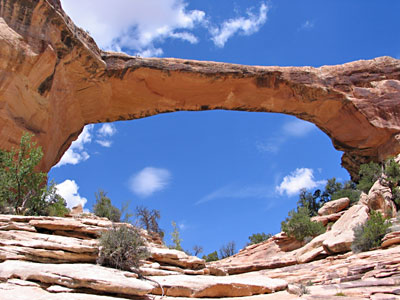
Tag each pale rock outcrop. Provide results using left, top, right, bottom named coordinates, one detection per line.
left=322, top=204, right=369, bottom=253
left=367, top=180, right=397, bottom=218
left=311, top=211, right=345, bottom=226
left=0, top=260, right=154, bottom=296
left=318, top=197, right=350, bottom=216
left=1, top=0, right=400, bottom=179
left=208, top=233, right=300, bottom=275
left=150, top=247, right=206, bottom=270
left=296, top=204, right=369, bottom=263
left=150, top=274, right=288, bottom=297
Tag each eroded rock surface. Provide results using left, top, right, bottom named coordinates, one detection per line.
left=1, top=0, right=400, bottom=178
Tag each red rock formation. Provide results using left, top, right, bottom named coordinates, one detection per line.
left=1, top=0, right=400, bottom=177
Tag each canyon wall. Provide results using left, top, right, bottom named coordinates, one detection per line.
left=1, top=0, right=400, bottom=178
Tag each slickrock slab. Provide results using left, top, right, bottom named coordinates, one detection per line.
left=0, top=260, right=153, bottom=296
left=151, top=292, right=299, bottom=300
left=208, top=233, right=299, bottom=275
left=382, top=231, right=400, bottom=248
left=297, top=204, right=369, bottom=262
left=150, top=247, right=206, bottom=270
left=318, top=197, right=350, bottom=216
left=0, top=221, right=37, bottom=232
left=0, top=230, right=98, bottom=253
left=150, top=274, right=287, bottom=297
left=0, top=281, right=136, bottom=300
left=0, top=245, right=97, bottom=263
left=29, top=219, right=108, bottom=237
left=311, top=211, right=345, bottom=226
left=322, top=204, right=369, bottom=253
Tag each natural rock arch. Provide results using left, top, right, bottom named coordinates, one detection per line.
left=1, top=0, right=400, bottom=178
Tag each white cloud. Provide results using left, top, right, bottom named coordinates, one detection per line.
left=61, top=0, right=205, bottom=56
left=61, top=0, right=269, bottom=56
left=96, top=123, right=116, bottom=148
left=197, top=184, right=273, bottom=205
left=276, top=168, right=326, bottom=197
left=129, top=167, right=171, bottom=197
left=97, top=124, right=116, bottom=137
left=299, top=20, right=315, bottom=31
left=282, top=119, right=315, bottom=137
left=55, top=179, right=88, bottom=209
left=210, top=3, right=268, bottom=48
left=96, top=140, right=112, bottom=147
left=256, top=118, right=315, bottom=154
left=55, top=125, right=94, bottom=167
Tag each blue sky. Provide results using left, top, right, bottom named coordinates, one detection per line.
left=52, top=0, right=400, bottom=256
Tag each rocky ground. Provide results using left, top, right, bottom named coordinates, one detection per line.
left=1, top=179, right=400, bottom=300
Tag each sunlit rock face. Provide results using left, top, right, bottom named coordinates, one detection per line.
left=1, top=0, right=400, bottom=178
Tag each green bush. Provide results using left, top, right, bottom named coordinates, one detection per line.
left=357, top=161, right=382, bottom=193
left=97, top=225, right=149, bottom=271
left=351, top=210, right=390, bottom=253
left=0, top=133, right=63, bottom=215
left=247, top=232, right=272, bottom=245
left=202, top=251, right=219, bottom=262
left=93, top=190, right=121, bottom=222
left=281, top=206, right=326, bottom=241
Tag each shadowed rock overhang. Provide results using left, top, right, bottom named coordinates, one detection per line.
left=1, top=0, right=400, bottom=179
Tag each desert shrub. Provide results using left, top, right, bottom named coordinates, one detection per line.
left=93, top=190, right=121, bottom=222
left=351, top=210, right=390, bottom=253
left=357, top=161, right=382, bottom=193
left=202, top=251, right=219, bottom=262
left=46, top=192, right=69, bottom=217
left=97, top=225, right=149, bottom=271
left=247, top=232, right=272, bottom=245
left=0, top=133, right=63, bottom=215
left=281, top=206, right=326, bottom=241
left=219, top=241, right=236, bottom=259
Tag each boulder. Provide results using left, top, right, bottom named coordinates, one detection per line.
left=0, top=260, right=153, bottom=296
left=318, top=198, right=350, bottom=216
left=367, top=180, right=397, bottom=218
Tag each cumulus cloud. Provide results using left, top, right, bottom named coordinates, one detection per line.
left=210, top=3, right=268, bottom=48
left=276, top=168, right=326, bottom=197
left=96, top=123, right=117, bottom=147
left=61, top=0, right=205, bottom=56
left=97, top=124, right=117, bottom=137
left=61, top=0, right=268, bottom=56
left=55, top=179, right=88, bottom=209
left=129, top=167, right=171, bottom=197
left=55, top=125, right=94, bottom=167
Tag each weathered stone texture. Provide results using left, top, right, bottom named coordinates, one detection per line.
left=0, top=0, right=400, bottom=178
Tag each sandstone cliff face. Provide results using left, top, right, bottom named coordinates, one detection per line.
left=1, top=0, right=400, bottom=177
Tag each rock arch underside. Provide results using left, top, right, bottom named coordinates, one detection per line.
left=1, top=0, right=400, bottom=179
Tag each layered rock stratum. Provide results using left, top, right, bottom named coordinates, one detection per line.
left=1, top=0, right=400, bottom=178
